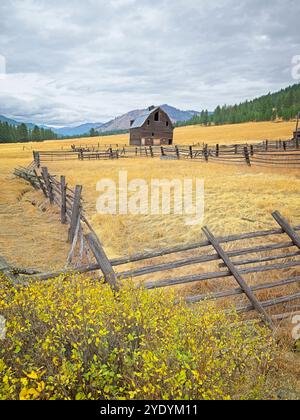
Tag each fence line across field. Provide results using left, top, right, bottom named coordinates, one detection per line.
left=32, top=136, right=300, bottom=168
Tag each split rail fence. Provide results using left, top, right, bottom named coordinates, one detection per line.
left=33, top=137, right=300, bottom=168
left=1, top=164, right=298, bottom=328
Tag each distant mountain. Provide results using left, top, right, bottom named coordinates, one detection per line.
left=160, top=104, right=201, bottom=122
left=0, top=115, right=19, bottom=125
left=51, top=123, right=103, bottom=137
left=97, top=105, right=200, bottom=133
left=0, top=114, right=36, bottom=130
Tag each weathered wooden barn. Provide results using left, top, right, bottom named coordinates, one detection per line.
left=129, top=106, right=174, bottom=146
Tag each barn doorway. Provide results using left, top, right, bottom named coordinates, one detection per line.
left=145, top=138, right=153, bottom=146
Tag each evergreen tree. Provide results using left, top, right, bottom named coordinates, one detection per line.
left=32, top=125, right=41, bottom=142
left=17, top=123, right=29, bottom=142
left=89, top=128, right=97, bottom=137
left=0, top=121, right=57, bottom=143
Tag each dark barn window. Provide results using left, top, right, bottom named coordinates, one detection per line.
left=166, top=121, right=169, bottom=127
left=147, top=120, right=150, bottom=125
left=154, top=112, right=159, bottom=121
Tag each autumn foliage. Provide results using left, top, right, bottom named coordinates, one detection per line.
left=0, top=274, right=275, bottom=400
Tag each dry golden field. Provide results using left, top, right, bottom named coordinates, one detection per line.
left=0, top=120, right=299, bottom=304
left=0, top=120, right=300, bottom=396
left=175, top=120, right=296, bottom=145
left=0, top=121, right=298, bottom=268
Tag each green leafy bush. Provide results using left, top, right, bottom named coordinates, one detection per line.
left=0, top=274, right=275, bottom=400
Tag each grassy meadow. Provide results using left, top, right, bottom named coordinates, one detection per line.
left=0, top=120, right=300, bottom=399
left=1, top=120, right=300, bottom=307
left=0, top=121, right=298, bottom=267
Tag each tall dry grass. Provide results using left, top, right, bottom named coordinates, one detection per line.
left=0, top=121, right=299, bottom=397
left=0, top=121, right=299, bottom=292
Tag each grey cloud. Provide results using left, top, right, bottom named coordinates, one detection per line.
left=0, top=0, right=299, bottom=125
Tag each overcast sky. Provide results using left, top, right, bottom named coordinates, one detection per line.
left=0, top=0, right=299, bottom=126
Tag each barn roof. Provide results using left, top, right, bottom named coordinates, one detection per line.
left=130, top=106, right=160, bottom=129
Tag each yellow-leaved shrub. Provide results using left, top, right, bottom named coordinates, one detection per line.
left=0, top=274, right=275, bottom=400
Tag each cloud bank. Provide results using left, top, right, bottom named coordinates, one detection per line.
left=0, top=0, right=299, bottom=125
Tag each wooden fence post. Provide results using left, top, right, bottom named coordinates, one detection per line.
left=216, top=144, right=219, bottom=157
left=60, top=175, right=67, bottom=224
left=41, top=167, right=54, bottom=204
left=175, top=145, right=180, bottom=159
left=189, top=146, right=193, bottom=159
left=34, top=151, right=41, bottom=168
left=85, top=232, right=119, bottom=291
left=265, top=140, right=269, bottom=151
left=283, top=141, right=287, bottom=151
left=234, top=145, right=238, bottom=154
left=149, top=146, right=154, bottom=158
left=68, top=185, right=82, bottom=243
left=203, top=144, right=208, bottom=162
left=296, top=112, right=300, bottom=134
left=109, top=148, right=113, bottom=159
left=161, top=146, right=165, bottom=157
left=243, top=147, right=251, bottom=166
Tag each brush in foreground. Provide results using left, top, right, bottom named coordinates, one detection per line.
left=0, top=274, right=276, bottom=400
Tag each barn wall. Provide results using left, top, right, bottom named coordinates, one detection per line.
left=130, top=129, right=144, bottom=145
left=130, top=109, right=174, bottom=146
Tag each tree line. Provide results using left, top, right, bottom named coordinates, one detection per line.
left=55, top=128, right=129, bottom=140
left=0, top=122, right=57, bottom=143
left=176, top=83, right=300, bottom=127
left=0, top=120, right=128, bottom=143
left=88, top=128, right=128, bottom=138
